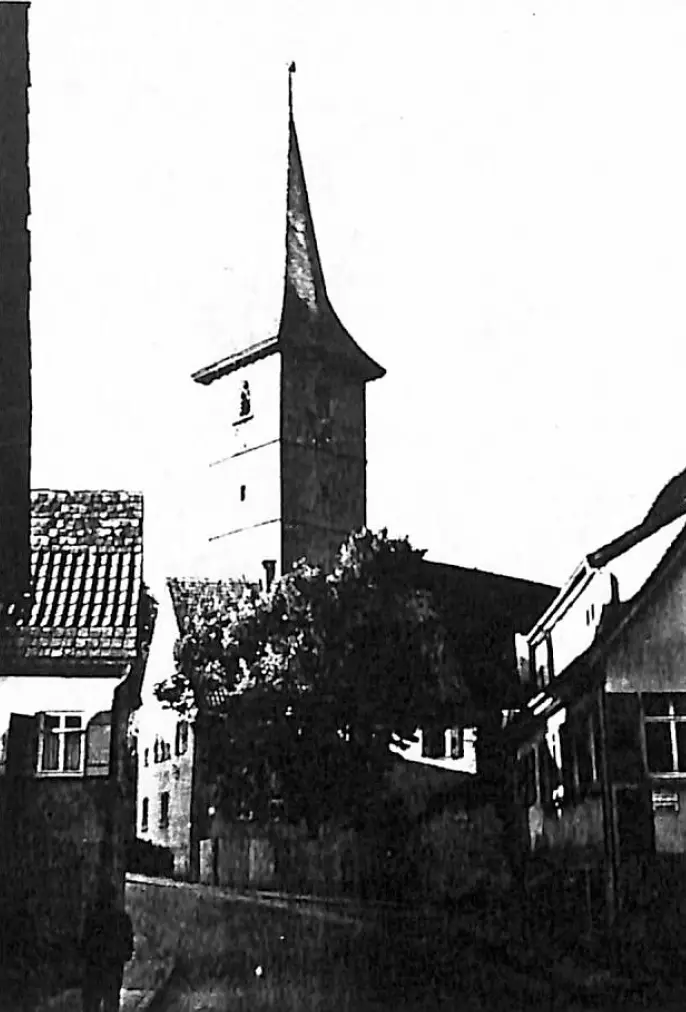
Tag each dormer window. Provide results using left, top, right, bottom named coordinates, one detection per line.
left=239, top=381, right=252, bottom=420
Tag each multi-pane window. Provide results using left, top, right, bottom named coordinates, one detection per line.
left=38, top=713, right=83, bottom=774
left=159, top=791, right=170, bottom=829
left=141, top=797, right=149, bottom=833
left=643, top=693, right=686, bottom=774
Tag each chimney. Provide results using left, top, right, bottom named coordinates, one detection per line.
left=262, top=559, right=276, bottom=591
left=0, top=3, right=31, bottom=618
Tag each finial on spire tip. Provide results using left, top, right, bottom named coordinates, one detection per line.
left=288, top=62, right=296, bottom=118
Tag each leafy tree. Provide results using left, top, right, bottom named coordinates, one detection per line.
left=156, top=529, right=468, bottom=834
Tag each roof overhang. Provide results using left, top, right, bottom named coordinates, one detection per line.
left=191, top=336, right=280, bottom=386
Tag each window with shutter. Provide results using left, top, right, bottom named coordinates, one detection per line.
left=85, top=711, right=111, bottom=777
left=36, top=712, right=84, bottom=775
left=6, top=713, right=38, bottom=777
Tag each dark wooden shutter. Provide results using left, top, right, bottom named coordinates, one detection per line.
left=85, top=711, right=111, bottom=777
left=6, top=713, right=37, bottom=776
left=605, top=693, right=643, bottom=784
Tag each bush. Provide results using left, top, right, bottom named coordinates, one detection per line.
left=127, top=837, right=174, bottom=878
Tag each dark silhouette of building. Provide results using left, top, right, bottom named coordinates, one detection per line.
left=0, top=2, right=31, bottom=617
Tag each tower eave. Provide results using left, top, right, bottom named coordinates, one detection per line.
left=191, top=335, right=280, bottom=386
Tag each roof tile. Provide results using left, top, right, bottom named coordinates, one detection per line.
left=0, top=489, right=145, bottom=670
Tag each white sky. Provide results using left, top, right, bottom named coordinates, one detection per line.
left=24, top=0, right=686, bottom=596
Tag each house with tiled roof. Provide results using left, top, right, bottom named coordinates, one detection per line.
left=135, top=575, right=252, bottom=878
left=0, top=489, right=156, bottom=969
left=508, top=465, right=686, bottom=933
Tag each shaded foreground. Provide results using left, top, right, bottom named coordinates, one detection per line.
left=127, top=878, right=678, bottom=1012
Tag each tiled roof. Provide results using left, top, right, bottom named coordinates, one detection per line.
left=0, top=490, right=144, bottom=670
left=167, top=576, right=257, bottom=714
left=167, top=576, right=255, bottom=633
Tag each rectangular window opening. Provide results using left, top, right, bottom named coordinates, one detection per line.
left=159, top=791, right=170, bottom=830
left=38, top=713, right=84, bottom=775
left=422, top=726, right=446, bottom=760
left=643, top=693, right=686, bottom=774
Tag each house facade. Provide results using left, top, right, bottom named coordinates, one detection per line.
left=135, top=576, right=248, bottom=878
left=509, top=469, right=686, bottom=927
left=395, top=561, right=557, bottom=777
left=0, top=490, right=155, bottom=969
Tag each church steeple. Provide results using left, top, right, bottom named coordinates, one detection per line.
left=279, top=63, right=385, bottom=383
left=281, top=62, right=327, bottom=318
left=192, top=65, right=384, bottom=386
left=192, top=67, right=385, bottom=583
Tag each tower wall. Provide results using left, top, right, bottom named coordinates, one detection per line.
left=202, top=354, right=282, bottom=582
left=281, top=352, right=367, bottom=573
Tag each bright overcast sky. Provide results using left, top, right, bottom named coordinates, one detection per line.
left=25, top=0, right=686, bottom=594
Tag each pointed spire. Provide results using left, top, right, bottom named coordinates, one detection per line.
left=279, top=66, right=385, bottom=382
left=192, top=64, right=385, bottom=388
left=283, top=62, right=328, bottom=318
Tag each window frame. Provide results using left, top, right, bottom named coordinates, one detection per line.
left=37, top=711, right=84, bottom=776
left=643, top=693, right=686, bottom=776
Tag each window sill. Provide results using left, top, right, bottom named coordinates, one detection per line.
left=36, top=770, right=85, bottom=778
left=233, top=414, right=254, bottom=427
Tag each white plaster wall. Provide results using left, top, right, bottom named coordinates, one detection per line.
left=535, top=572, right=612, bottom=681
left=0, top=675, right=121, bottom=739
left=391, top=727, right=478, bottom=775
left=201, top=354, right=281, bottom=468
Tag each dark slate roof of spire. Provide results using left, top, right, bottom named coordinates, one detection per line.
left=192, top=72, right=385, bottom=387
left=0, top=490, right=145, bottom=671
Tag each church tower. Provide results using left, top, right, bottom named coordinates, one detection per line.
left=193, top=67, right=385, bottom=584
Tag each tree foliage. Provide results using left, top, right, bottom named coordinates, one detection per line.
left=156, top=529, right=469, bottom=833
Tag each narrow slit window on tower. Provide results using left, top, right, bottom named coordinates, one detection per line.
left=239, top=381, right=252, bottom=420
left=240, top=484, right=247, bottom=502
